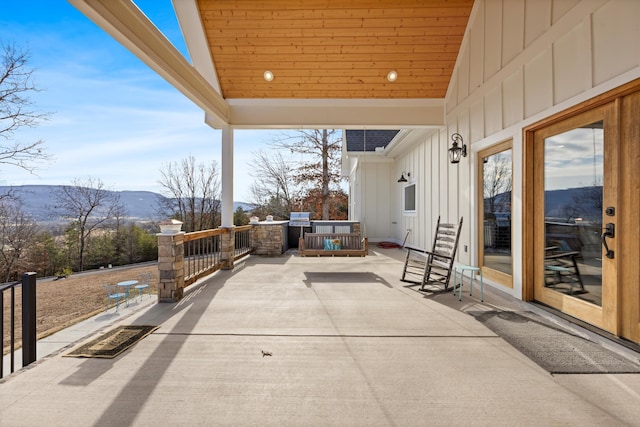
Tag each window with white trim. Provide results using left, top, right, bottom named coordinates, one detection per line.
left=402, top=182, right=416, bottom=214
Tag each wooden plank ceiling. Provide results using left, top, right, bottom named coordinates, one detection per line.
left=197, top=0, right=474, bottom=99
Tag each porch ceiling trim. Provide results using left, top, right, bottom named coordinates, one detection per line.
left=225, top=98, right=445, bottom=129
left=68, top=0, right=230, bottom=128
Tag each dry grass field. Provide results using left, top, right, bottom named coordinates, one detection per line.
left=2, top=264, right=158, bottom=354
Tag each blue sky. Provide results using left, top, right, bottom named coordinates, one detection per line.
left=0, top=0, right=277, bottom=201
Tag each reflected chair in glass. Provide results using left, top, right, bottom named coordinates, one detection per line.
left=135, top=272, right=152, bottom=301
left=104, top=284, right=127, bottom=312
left=544, top=246, right=586, bottom=295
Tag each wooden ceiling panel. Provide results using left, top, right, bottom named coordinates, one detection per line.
left=196, top=0, right=474, bottom=99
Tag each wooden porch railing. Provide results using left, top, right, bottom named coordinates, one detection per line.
left=233, top=225, right=253, bottom=260
left=182, top=226, right=254, bottom=287
left=183, top=228, right=224, bottom=287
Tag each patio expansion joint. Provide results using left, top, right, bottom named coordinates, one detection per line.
left=153, top=332, right=499, bottom=339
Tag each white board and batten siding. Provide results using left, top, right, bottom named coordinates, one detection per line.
left=444, top=0, right=640, bottom=296
left=351, top=160, right=394, bottom=242
left=354, top=0, right=640, bottom=298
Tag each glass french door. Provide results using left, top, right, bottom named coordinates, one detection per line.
left=478, top=141, right=513, bottom=287
left=532, top=104, right=618, bottom=333
left=527, top=83, right=640, bottom=344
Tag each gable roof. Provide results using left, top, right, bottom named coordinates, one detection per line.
left=346, top=130, right=400, bottom=152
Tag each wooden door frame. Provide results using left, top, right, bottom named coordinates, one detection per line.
left=619, top=90, right=640, bottom=343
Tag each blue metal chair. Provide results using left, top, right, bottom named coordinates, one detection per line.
left=135, top=273, right=152, bottom=301
left=104, top=284, right=127, bottom=312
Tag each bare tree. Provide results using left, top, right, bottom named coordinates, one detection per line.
left=298, top=187, right=349, bottom=221
left=53, top=178, right=126, bottom=271
left=268, top=129, right=342, bottom=219
left=483, top=152, right=512, bottom=214
left=0, top=42, right=51, bottom=174
left=0, top=198, right=38, bottom=282
left=157, top=156, right=221, bottom=232
left=248, top=150, right=297, bottom=219
left=567, top=180, right=602, bottom=222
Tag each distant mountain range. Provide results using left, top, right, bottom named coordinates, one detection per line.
left=0, top=185, right=255, bottom=223
left=488, top=186, right=602, bottom=221
left=544, top=186, right=602, bottom=221
left=1, top=184, right=600, bottom=225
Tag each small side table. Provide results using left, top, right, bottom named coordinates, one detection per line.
left=116, top=280, right=138, bottom=307
left=452, top=264, right=483, bottom=302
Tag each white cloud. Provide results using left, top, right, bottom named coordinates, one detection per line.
left=544, top=127, right=603, bottom=190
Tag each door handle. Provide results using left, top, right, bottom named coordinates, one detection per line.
left=601, top=223, right=615, bottom=259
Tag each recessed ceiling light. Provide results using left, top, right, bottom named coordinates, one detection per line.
left=264, top=70, right=274, bottom=81
left=387, top=70, right=398, bottom=82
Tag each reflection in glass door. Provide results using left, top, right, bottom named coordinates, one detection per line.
left=543, top=121, right=603, bottom=307
left=527, top=85, right=640, bottom=343
left=478, top=142, right=512, bottom=287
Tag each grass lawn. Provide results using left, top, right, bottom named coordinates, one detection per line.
left=2, top=264, right=158, bottom=354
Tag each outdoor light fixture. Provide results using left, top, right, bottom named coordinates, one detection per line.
left=448, top=133, right=467, bottom=164
left=387, top=70, right=398, bottom=82
left=397, top=171, right=410, bottom=182
left=263, top=70, right=274, bottom=81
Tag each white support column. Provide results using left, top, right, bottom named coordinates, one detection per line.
left=221, top=125, right=234, bottom=227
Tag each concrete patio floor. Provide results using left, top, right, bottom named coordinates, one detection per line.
left=2, top=248, right=640, bottom=426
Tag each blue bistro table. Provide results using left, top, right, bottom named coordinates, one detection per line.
left=116, top=280, right=138, bottom=307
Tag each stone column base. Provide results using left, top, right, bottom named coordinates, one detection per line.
left=157, top=232, right=185, bottom=303
left=221, top=227, right=236, bottom=270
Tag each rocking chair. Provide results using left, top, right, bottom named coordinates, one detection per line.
left=401, top=216, right=463, bottom=291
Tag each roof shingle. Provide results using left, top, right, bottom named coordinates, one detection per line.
left=345, top=130, right=400, bottom=152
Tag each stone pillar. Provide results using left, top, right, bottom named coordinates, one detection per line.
left=157, top=232, right=185, bottom=302
left=221, top=226, right=236, bottom=270
left=251, top=223, right=285, bottom=256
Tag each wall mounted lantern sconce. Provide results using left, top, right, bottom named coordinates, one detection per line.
left=397, top=172, right=410, bottom=182
left=448, top=133, right=467, bottom=164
